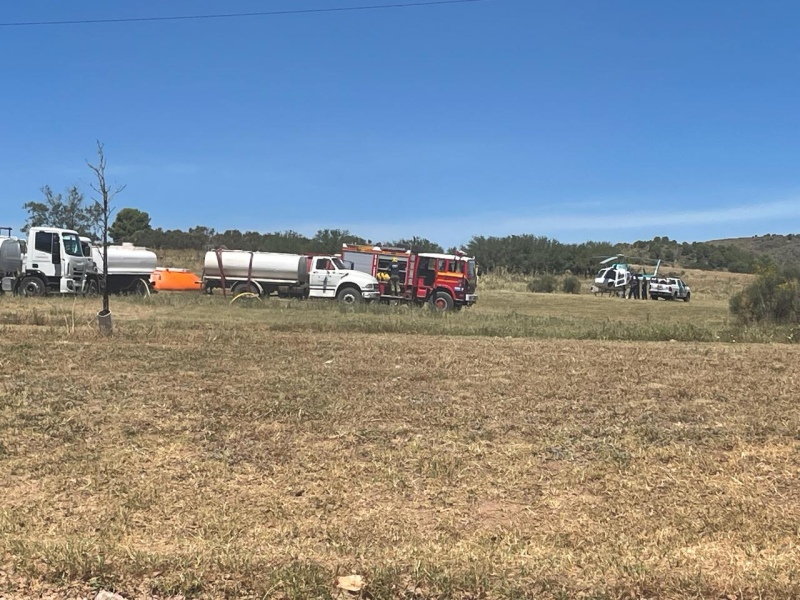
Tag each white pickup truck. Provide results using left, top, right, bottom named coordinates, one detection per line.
left=649, top=277, right=691, bottom=302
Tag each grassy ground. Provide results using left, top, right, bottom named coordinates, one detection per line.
left=1, top=289, right=798, bottom=599
left=478, top=267, right=753, bottom=300
left=2, top=280, right=789, bottom=344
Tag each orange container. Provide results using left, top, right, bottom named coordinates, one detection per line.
left=150, top=268, right=202, bottom=292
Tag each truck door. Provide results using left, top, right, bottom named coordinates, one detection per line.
left=308, top=257, right=339, bottom=298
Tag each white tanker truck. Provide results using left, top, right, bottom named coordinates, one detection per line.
left=203, top=249, right=381, bottom=304
left=80, top=237, right=158, bottom=295
left=1, top=226, right=91, bottom=295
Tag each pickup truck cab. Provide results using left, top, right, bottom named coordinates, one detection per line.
left=649, top=277, right=691, bottom=302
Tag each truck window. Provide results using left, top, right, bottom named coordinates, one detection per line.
left=35, top=231, right=53, bottom=253
left=62, top=234, right=82, bottom=257
left=449, top=260, right=465, bottom=274
left=315, top=258, right=333, bottom=270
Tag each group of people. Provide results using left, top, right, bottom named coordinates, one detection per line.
left=626, top=273, right=650, bottom=299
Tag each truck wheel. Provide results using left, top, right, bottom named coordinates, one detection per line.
left=19, top=276, right=45, bottom=296
left=232, top=281, right=259, bottom=296
left=430, top=291, right=454, bottom=311
left=337, top=286, right=362, bottom=305
left=683, top=292, right=690, bottom=302
left=84, top=279, right=99, bottom=296
left=135, top=278, right=151, bottom=297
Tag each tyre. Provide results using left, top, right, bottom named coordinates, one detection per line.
left=19, top=276, right=45, bottom=296
left=134, top=278, right=151, bottom=296
left=232, top=281, right=259, bottom=296
left=683, top=292, right=690, bottom=302
left=336, top=286, right=362, bottom=305
left=84, top=279, right=99, bottom=296
left=430, top=291, right=454, bottom=311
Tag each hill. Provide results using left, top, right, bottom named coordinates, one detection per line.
left=710, top=233, right=800, bottom=266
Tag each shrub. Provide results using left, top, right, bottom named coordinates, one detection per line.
left=527, top=275, right=557, bottom=293
left=562, top=276, right=582, bottom=294
left=730, top=268, right=800, bottom=324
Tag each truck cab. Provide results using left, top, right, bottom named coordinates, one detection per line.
left=1, top=227, right=91, bottom=295
left=307, top=255, right=381, bottom=303
left=418, top=253, right=478, bottom=308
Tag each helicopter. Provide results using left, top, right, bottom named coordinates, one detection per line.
left=591, top=254, right=662, bottom=296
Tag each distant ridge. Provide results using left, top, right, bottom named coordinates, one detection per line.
left=709, top=233, right=800, bottom=266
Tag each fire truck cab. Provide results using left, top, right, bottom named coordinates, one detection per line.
left=341, top=244, right=478, bottom=310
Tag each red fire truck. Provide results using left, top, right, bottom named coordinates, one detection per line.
left=340, top=244, right=478, bottom=310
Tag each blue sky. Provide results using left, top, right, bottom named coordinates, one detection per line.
left=2, top=0, right=799, bottom=248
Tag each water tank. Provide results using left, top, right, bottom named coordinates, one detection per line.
left=0, top=237, right=22, bottom=275
left=92, top=243, right=157, bottom=275
left=203, top=250, right=308, bottom=284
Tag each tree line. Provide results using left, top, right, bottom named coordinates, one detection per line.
left=19, top=188, right=768, bottom=275
left=458, top=234, right=762, bottom=275
left=132, top=224, right=447, bottom=256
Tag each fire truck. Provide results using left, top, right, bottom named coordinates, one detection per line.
left=340, top=244, right=478, bottom=310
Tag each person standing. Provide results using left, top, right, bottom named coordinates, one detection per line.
left=628, top=274, right=640, bottom=299
left=389, top=257, right=401, bottom=296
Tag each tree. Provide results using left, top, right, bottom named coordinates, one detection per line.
left=109, top=208, right=151, bottom=243
left=730, top=266, right=800, bottom=324
left=310, top=229, right=366, bottom=254
left=87, top=142, right=126, bottom=329
left=390, top=237, right=444, bottom=253
left=22, top=185, right=103, bottom=237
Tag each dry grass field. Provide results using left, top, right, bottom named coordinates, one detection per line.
left=1, top=288, right=798, bottom=599
left=478, top=268, right=753, bottom=300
